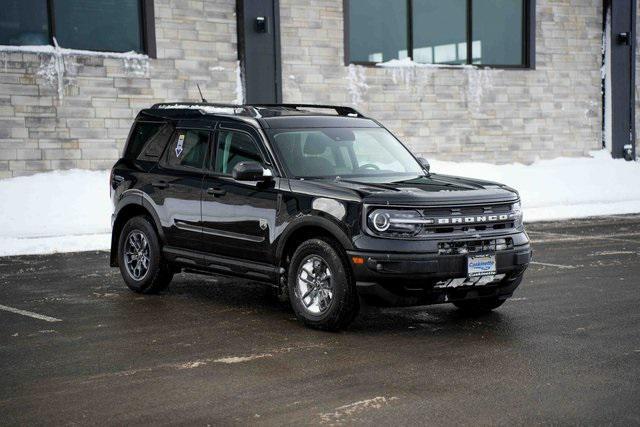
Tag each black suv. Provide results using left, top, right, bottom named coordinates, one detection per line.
left=110, top=103, right=531, bottom=330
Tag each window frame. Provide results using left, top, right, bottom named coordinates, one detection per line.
left=122, top=119, right=165, bottom=160
left=4, top=0, right=156, bottom=57
left=343, top=0, right=535, bottom=69
left=209, top=126, right=271, bottom=177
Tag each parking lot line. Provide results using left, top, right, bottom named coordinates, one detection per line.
left=0, top=304, right=62, bottom=323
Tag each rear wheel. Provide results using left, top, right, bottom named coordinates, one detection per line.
left=118, top=216, right=173, bottom=294
left=287, top=238, right=359, bottom=331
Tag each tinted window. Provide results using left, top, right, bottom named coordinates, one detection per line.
left=138, top=123, right=173, bottom=160
left=53, top=0, right=143, bottom=52
left=165, top=130, right=209, bottom=170
left=472, top=0, right=523, bottom=65
left=412, top=0, right=467, bottom=65
left=213, top=131, right=264, bottom=175
left=0, top=0, right=49, bottom=46
left=348, top=0, right=408, bottom=63
left=124, top=122, right=163, bottom=160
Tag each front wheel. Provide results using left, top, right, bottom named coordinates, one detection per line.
left=287, top=238, right=359, bottom=331
left=117, top=216, right=173, bottom=294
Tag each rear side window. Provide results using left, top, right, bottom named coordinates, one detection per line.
left=138, top=123, right=173, bottom=160
left=164, top=130, right=210, bottom=170
left=124, top=122, right=164, bottom=160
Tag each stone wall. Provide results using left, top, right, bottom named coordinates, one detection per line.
left=280, top=0, right=603, bottom=164
left=0, top=0, right=611, bottom=177
left=0, top=0, right=239, bottom=178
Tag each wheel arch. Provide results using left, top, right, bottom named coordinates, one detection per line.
left=275, top=216, right=353, bottom=271
left=110, top=197, right=164, bottom=267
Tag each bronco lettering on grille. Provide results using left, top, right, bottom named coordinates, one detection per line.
left=436, top=214, right=509, bottom=225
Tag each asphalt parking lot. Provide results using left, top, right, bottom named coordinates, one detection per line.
left=1, top=215, right=639, bottom=425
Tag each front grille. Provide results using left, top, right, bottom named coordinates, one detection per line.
left=365, top=201, right=520, bottom=239
left=438, top=238, right=514, bottom=255
left=418, top=203, right=515, bottom=235
left=420, top=203, right=512, bottom=217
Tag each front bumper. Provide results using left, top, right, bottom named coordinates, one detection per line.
left=346, top=243, right=531, bottom=306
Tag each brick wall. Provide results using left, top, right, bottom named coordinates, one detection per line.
left=280, top=0, right=604, bottom=164
left=0, top=0, right=238, bottom=178
left=0, top=0, right=611, bottom=177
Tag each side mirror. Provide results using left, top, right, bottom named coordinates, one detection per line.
left=232, top=161, right=273, bottom=181
left=417, top=157, right=430, bottom=174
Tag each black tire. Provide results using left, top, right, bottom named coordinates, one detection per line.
left=117, top=215, right=173, bottom=294
left=453, top=297, right=506, bottom=314
left=287, top=238, right=359, bottom=331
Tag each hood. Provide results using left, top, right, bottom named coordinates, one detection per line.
left=298, top=174, right=518, bottom=206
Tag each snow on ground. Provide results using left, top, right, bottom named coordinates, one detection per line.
left=0, top=150, right=639, bottom=256
left=0, top=170, right=111, bottom=256
left=431, top=150, right=640, bottom=222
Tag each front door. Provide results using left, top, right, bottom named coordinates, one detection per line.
left=200, top=123, right=279, bottom=263
left=237, top=0, right=282, bottom=103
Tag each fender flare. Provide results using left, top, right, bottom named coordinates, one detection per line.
left=110, top=191, right=165, bottom=266
left=275, top=215, right=353, bottom=262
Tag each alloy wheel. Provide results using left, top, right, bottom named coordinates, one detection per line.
left=296, top=255, right=334, bottom=315
left=124, top=230, right=150, bottom=281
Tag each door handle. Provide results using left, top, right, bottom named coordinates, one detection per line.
left=207, top=187, right=226, bottom=196
left=152, top=181, right=169, bottom=189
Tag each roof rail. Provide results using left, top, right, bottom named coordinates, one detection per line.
left=247, top=104, right=366, bottom=118
left=150, top=102, right=260, bottom=116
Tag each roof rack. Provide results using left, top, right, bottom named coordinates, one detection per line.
left=150, top=102, right=260, bottom=116
left=149, top=102, right=366, bottom=119
left=248, top=104, right=366, bottom=118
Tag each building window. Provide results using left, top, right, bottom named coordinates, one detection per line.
left=345, top=0, right=534, bottom=68
left=347, top=0, right=408, bottom=63
left=0, top=0, right=156, bottom=57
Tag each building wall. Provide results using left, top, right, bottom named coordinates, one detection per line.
left=0, top=0, right=612, bottom=178
left=280, top=0, right=603, bottom=164
left=0, top=0, right=239, bottom=178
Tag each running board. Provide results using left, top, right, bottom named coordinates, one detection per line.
left=162, top=246, right=283, bottom=284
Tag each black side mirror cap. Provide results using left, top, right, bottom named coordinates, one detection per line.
left=417, top=157, right=430, bottom=174
left=232, top=161, right=273, bottom=181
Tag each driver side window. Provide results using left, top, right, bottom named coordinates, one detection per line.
left=213, top=130, right=264, bottom=175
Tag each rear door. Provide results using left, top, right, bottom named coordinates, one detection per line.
left=200, top=122, right=280, bottom=263
left=146, top=125, right=211, bottom=252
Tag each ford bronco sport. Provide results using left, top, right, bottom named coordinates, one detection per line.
left=110, top=103, right=531, bottom=330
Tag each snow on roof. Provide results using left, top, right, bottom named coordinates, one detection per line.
left=155, top=104, right=243, bottom=115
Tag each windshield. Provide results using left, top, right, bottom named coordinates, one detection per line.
left=268, top=128, right=424, bottom=179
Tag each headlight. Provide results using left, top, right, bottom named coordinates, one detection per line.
left=512, top=201, right=523, bottom=228
left=367, top=209, right=431, bottom=237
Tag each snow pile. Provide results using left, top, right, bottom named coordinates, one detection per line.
left=0, top=170, right=111, bottom=256
left=430, top=150, right=640, bottom=222
left=0, top=150, right=639, bottom=257
left=0, top=43, right=148, bottom=60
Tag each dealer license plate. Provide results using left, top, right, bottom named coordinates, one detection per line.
left=467, top=254, right=496, bottom=278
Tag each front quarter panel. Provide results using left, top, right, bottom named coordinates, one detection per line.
left=274, top=179, right=363, bottom=259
